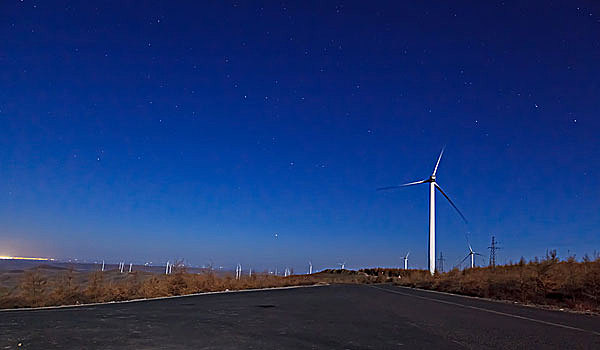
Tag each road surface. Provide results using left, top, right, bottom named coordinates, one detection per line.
left=1, top=284, right=599, bottom=349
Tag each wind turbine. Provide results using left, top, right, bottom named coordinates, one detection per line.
left=235, top=263, right=242, bottom=279
left=403, top=252, right=410, bottom=270
left=338, top=262, right=346, bottom=270
left=377, top=148, right=467, bottom=275
left=308, top=261, right=313, bottom=274
left=460, top=243, right=484, bottom=269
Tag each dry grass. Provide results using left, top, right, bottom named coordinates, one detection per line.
left=0, top=265, right=373, bottom=309
left=364, top=251, right=600, bottom=313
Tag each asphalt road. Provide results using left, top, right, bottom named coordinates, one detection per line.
left=1, top=284, right=599, bottom=349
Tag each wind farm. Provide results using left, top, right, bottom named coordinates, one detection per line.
left=2, top=0, right=599, bottom=348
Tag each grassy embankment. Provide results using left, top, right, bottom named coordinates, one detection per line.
left=0, top=265, right=371, bottom=309
left=362, top=251, right=600, bottom=313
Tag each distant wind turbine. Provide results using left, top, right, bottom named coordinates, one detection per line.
left=403, top=252, right=410, bottom=270
left=129, top=263, right=132, bottom=273
left=101, top=260, right=105, bottom=272
left=165, top=261, right=170, bottom=275
left=460, top=243, right=484, bottom=269
left=377, top=148, right=467, bottom=275
left=235, top=263, right=242, bottom=279
left=339, top=262, right=346, bottom=270
left=308, top=261, right=313, bottom=275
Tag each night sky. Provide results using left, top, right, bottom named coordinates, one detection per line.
left=1, top=1, right=599, bottom=271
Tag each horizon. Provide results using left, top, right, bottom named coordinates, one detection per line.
left=1, top=1, right=599, bottom=273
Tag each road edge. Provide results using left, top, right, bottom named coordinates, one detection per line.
left=0, top=283, right=329, bottom=313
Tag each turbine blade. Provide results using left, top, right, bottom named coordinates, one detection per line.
left=434, top=183, right=468, bottom=223
left=459, top=254, right=470, bottom=265
left=376, top=179, right=427, bottom=191
left=432, top=147, right=445, bottom=176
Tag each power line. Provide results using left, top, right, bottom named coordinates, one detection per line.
left=438, top=251, right=446, bottom=273
left=488, top=236, right=501, bottom=268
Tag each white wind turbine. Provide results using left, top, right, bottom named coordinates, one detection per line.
left=338, top=262, right=346, bottom=270
left=460, top=243, right=484, bottom=269
left=378, top=148, right=467, bottom=275
left=235, top=263, right=242, bottom=279
left=403, top=252, right=410, bottom=270
left=308, top=261, right=313, bottom=274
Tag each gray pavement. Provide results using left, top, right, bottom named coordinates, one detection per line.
left=1, top=284, right=599, bottom=349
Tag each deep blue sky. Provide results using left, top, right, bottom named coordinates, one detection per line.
left=1, top=1, right=599, bottom=271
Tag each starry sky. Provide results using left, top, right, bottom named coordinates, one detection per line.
left=1, top=1, right=599, bottom=271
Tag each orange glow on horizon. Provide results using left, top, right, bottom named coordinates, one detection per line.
left=0, top=256, right=54, bottom=261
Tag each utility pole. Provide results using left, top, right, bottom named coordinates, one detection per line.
left=438, top=251, right=445, bottom=273
left=488, top=236, right=501, bottom=268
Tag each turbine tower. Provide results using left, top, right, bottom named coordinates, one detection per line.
left=460, top=243, right=484, bottom=269
left=308, top=261, right=313, bottom=274
left=403, top=252, right=410, bottom=270
left=377, top=148, right=467, bottom=275
left=235, top=263, right=242, bottom=279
